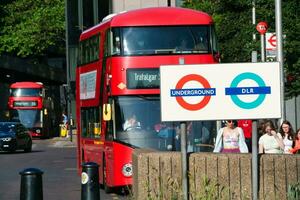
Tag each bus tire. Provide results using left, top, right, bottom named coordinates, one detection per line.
left=103, top=157, right=113, bottom=193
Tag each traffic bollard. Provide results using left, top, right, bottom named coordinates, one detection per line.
left=19, top=168, right=44, bottom=200
left=81, top=162, right=100, bottom=200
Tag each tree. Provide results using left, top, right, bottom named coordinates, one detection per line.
left=183, top=0, right=300, bottom=98
left=0, top=0, right=65, bottom=57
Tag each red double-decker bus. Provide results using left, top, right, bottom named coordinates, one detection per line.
left=76, top=7, right=219, bottom=192
left=8, top=82, right=54, bottom=138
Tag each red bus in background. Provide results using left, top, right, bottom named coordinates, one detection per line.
left=76, top=7, right=219, bottom=192
left=8, top=82, right=54, bottom=138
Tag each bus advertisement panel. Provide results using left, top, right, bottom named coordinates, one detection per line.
left=76, top=7, right=219, bottom=192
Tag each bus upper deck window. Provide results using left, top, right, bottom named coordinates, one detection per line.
left=113, top=37, right=121, bottom=55
left=111, top=28, right=121, bottom=56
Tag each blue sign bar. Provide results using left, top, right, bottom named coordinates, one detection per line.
left=170, top=88, right=216, bottom=97
left=225, top=86, right=271, bottom=95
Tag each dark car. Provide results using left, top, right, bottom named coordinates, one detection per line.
left=0, top=122, right=32, bottom=152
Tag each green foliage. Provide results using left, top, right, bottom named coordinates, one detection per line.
left=288, top=182, right=300, bottom=200
left=183, top=0, right=300, bottom=98
left=0, top=0, right=299, bottom=97
left=0, top=0, right=65, bottom=57
left=139, top=165, right=228, bottom=200
left=184, top=0, right=254, bottom=62
left=189, top=176, right=226, bottom=200
left=143, top=166, right=183, bottom=200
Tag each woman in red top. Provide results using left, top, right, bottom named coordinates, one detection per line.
left=237, top=120, right=252, bottom=152
left=289, top=128, right=300, bottom=154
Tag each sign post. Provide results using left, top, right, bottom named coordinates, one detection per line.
left=266, top=33, right=277, bottom=50
left=275, top=0, right=285, bottom=123
left=179, top=59, right=188, bottom=200
left=180, top=122, right=188, bottom=200
left=252, top=121, right=258, bottom=200
left=266, top=33, right=277, bottom=61
left=251, top=51, right=258, bottom=200
left=256, top=21, right=268, bottom=62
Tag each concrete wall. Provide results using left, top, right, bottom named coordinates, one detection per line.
left=111, top=0, right=176, bottom=13
left=285, top=96, right=300, bottom=130
left=132, top=149, right=182, bottom=199
left=189, top=153, right=252, bottom=200
left=132, top=150, right=300, bottom=200
left=259, top=154, right=300, bottom=200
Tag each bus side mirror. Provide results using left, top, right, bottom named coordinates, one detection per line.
left=103, top=104, right=111, bottom=121
left=213, top=51, right=221, bottom=62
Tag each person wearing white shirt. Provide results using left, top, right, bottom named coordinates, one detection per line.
left=123, top=114, right=141, bottom=131
left=259, top=120, right=284, bottom=154
left=279, top=120, right=295, bottom=154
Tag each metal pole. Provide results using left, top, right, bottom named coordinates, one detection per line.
left=251, top=0, right=257, bottom=61
left=65, top=0, right=72, bottom=142
left=251, top=19, right=259, bottom=200
left=78, top=0, right=83, bottom=31
left=180, top=122, right=188, bottom=200
left=275, top=0, right=285, bottom=123
left=93, top=0, right=99, bottom=25
left=178, top=57, right=188, bottom=200
left=252, top=0, right=256, bottom=41
left=69, top=110, right=73, bottom=142
left=251, top=50, right=258, bottom=200
left=251, top=0, right=257, bottom=62
left=251, top=121, right=258, bottom=200
left=252, top=51, right=258, bottom=63
left=260, top=34, right=266, bottom=62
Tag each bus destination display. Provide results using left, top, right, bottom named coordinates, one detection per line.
left=13, top=101, right=37, bottom=107
left=127, top=69, right=160, bottom=89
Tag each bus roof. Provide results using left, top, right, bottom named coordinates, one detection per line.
left=10, top=82, right=43, bottom=89
left=80, top=7, right=213, bottom=40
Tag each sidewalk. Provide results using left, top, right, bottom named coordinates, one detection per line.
left=51, top=134, right=77, bottom=148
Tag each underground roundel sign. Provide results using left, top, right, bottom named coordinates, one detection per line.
left=170, top=74, right=215, bottom=111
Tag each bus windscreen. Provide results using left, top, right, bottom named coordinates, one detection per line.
left=10, top=110, right=42, bottom=128
left=114, top=96, right=215, bottom=151
left=116, top=26, right=210, bottom=56
left=10, top=88, right=42, bottom=97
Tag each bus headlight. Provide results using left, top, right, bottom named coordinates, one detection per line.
left=122, top=163, right=132, bottom=177
left=36, top=129, right=41, bottom=133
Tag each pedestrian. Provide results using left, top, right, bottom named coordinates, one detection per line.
left=60, top=112, right=69, bottom=137
left=238, top=119, right=252, bottom=152
left=259, top=120, right=284, bottom=154
left=62, top=112, right=68, bottom=126
left=279, top=120, right=294, bottom=154
left=289, top=128, right=300, bottom=154
left=213, top=120, right=248, bottom=153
